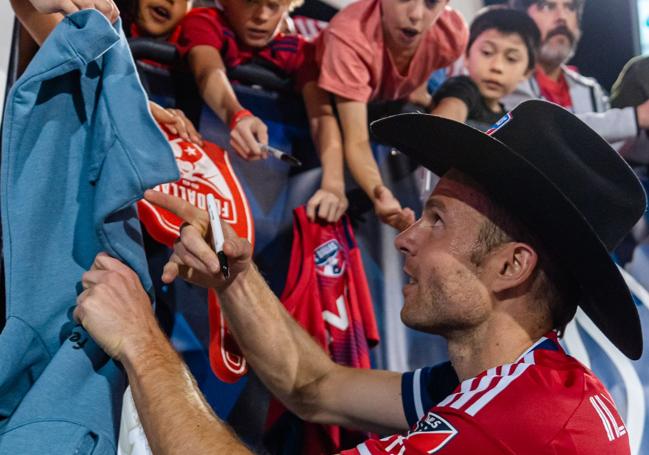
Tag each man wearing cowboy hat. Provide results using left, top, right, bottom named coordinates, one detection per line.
left=75, top=100, right=644, bottom=453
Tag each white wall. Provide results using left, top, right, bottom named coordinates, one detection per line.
left=452, top=0, right=484, bottom=23
left=0, top=4, right=15, bottom=111
left=319, top=0, right=484, bottom=22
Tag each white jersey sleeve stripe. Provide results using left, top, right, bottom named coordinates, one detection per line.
left=437, top=375, right=475, bottom=408
left=594, top=394, right=621, bottom=438
left=413, top=369, right=425, bottom=420
left=437, top=392, right=457, bottom=408
left=465, top=362, right=532, bottom=416
left=591, top=396, right=615, bottom=441
left=449, top=370, right=498, bottom=410
left=356, top=442, right=372, bottom=455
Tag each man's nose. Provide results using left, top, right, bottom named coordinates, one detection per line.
left=395, top=221, right=417, bottom=255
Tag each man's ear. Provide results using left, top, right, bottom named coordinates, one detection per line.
left=491, top=242, right=538, bottom=293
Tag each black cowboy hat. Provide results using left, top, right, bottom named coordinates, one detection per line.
left=370, top=100, right=646, bottom=360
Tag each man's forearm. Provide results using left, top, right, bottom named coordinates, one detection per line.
left=218, top=266, right=337, bottom=419
left=576, top=107, right=638, bottom=143
left=123, top=329, right=251, bottom=455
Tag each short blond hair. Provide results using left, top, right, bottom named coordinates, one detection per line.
left=287, top=0, right=304, bottom=11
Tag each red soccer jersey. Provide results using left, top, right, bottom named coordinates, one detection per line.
left=279, top=206, right=379, bottom=365
left=265, top=206, right=380, bottom=454
left=176, top=8, right=317, bottom=90
left=344, top=333, right=630, bottom=454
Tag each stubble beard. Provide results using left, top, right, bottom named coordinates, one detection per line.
left=538, top=40, right=576, bottom=70
left=401, top=278, right=484, bottom=337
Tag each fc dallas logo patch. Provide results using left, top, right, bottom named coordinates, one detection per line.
left=138, top=134, right=254, bottom=246
left=314, top=239, right=346, bottom=277
left=138, top=129, right=254, bottom=384
left=407, top=412, right=458, bottom=453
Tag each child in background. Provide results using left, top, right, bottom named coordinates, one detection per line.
left=177, top=0, right=348, bottom=223
left=117, top=0, right=192, bottom=42
left=10, top=0, right=203, bottom=145
left=314, top=0, right=468, bottom=231
left=432, top=7, right=540, bottom=131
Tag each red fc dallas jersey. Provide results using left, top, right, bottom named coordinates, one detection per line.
left=280, top=205, right=379, bottom=365
left=265, top=206, right=380, bottom=454
left=344, top=332, right=630, bottom=454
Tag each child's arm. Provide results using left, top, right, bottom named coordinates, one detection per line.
left=407, top=81, right=433, bottom=111
left=429, top=76, right=478, bottom=123
left=302, top=81, right=348, bottom=223
left=11, top=0, right=64, bottom=45
left=430, top=97, right=469, bottom=123
left=11, top=0, right=118, bottom=45
left=187, top=45, right=268, bottom=161
left=335, top=96, right=414, bottom=231
left=149, top=101, right=203, bottom=146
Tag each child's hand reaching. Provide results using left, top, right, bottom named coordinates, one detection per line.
left=149, top=102, right=203, bottom=146
left=373, top=185, right=415, bottom=232
left=30, top=0, right=119, bottom=22
left=229, top=110, right=269, bottom=161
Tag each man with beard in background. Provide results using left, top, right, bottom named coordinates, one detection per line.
left=505, top=0, right=649, bottom=145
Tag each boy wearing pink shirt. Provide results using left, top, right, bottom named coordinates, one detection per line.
left=315, top=0, right=468, bottom=230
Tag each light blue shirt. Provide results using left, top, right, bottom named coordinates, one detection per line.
left=0, top=10, right=178, bottom=453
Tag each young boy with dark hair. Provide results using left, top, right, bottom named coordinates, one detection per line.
left=119, top=0, right=192, bottom=42
left=432, top=6, right=540, bottom=131
left=177, top=0, right=348, bottom=223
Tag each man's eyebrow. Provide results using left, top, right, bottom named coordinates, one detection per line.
left=425, top=197, right=446, bottom=212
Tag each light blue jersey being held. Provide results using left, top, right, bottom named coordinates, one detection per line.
left=0, top=10, right=178, bottom=454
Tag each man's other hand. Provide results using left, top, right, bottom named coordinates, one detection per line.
left=74, top=253, right=159, bottom=361
left=30, top=0, right=119, bottom=22
left=143, top=190, right=253, bottom=288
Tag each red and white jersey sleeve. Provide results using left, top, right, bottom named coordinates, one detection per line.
left=344, top=333, right=631, bottom=454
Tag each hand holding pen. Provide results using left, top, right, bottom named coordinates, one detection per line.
left=207, top=194, right=229, bottom=279
left=144, top=190, right=253, bottom=288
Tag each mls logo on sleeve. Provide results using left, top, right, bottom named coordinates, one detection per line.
left=314, top=239, right=346, bottom=277
left=407, top=412, right=458, bottom=453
